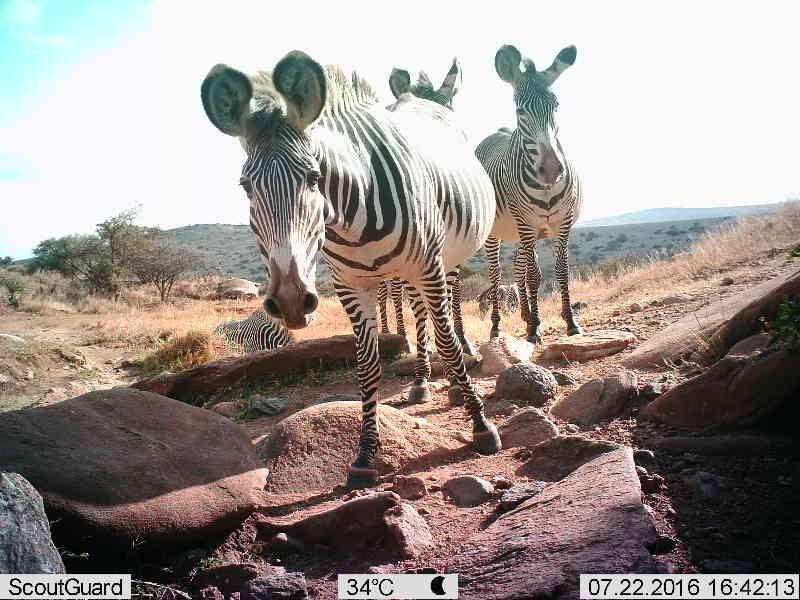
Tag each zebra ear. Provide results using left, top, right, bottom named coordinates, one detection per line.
left=495, top=45, right=523, bottom=84
left=273, top=50, right=327, bottom=131
left=539, top=45, right=577, bottom=87
left=437, top=57, right=462, bottom=105
left=389, top=68, right=411, bottom=99
left=201, top=64, right=253, bottom=137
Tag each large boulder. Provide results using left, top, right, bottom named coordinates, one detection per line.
left=133, top=334, right=410, bottom=404
left=216, top=278, right=260, bottom=300
left=1, top=473, right=65, bottom=574
left=541, top=330, right=636, bottom=362
left=551, top=371, right=639, bottom=428
left=641, top=349, right=800, bottom=429
left=257, top=402, right=463, bottom=495
left=479, top=334, right=535, bottom=376
left=0, top=389, right=267, bottom=549
left=448, top=448, right=658, bottom=599
left=624, top=269, right=800, bottom=369
left=498, top=408, right=559, bottom=448
left=518, top=436, right=621, bottom=481
left=494, top=362, right=558, bottom=406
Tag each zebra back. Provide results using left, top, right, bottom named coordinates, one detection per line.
left=214, top=309, right=294, bottom=353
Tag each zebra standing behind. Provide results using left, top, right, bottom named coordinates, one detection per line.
left=478, top=44, right=583, bottom=344
left=477, top=283, right=520, bottom=320
left=200, top=50, right=501, bottom=490
left=214, top=309, right=293, bottom=353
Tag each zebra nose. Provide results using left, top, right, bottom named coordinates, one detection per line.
left=303, top=292, right=319, bottom=314
left=264, top=297, right=282, bottom=319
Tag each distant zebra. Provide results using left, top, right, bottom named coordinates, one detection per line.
left=478, top=44, right=584, bottom=344
left=214, top=309, right=293, bottom=353
left=476, top=283, right=520, bottom=320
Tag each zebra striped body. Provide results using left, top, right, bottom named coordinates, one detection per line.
left=201, top=51, right=500, bottom=489
left=476, top=283, right=520, bottom=320
left=214, top=309, right=293, bottom=352
left=478, top=45, right=584, bottom=343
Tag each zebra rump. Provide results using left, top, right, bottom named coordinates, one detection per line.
left=214, top=309, right=294, bottom=353
left=477, top=283, right=520, bottom=320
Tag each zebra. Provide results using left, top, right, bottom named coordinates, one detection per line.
left=214, top=309, right=293, bottom=353
left=200, top=50, right=501, bottom=489
left=476, top=283, right=520, bottom=320
left=477, top=44, right=583, bottom=344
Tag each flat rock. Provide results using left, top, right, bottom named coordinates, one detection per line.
left=498, top=408, right=559, bottom=448
left=251, top=396, right=288, bottom=416
left=552, top=371, right=577, bottom=386
left=389, top=352, right=479, bottom=376
left=518, top=435, right=621, bottom=481
left=442, top=476, right=494, bottom=507
left=0, top=389, right=267, bottom=549
left=541, top=329, right=635, bottom=362
left=132, top=334, right=410, bottom=404
left=193, top=562, right=287, bottom=596
left=0, top=472, right=65, bottom=574
left=661, top=293, right=693, bottom=305
left=494, top=362, right=557, bottom=406
left=311, top=393, right=359, bottom=405
left=498, top=481, right=546, bottom=511
left=479, top=334, right=535, bottom=376
left=725, top=333, right=771, bottom=357
left=257, top=402, right=463, bottom=495
left=240, top=573, right=308, bottom=600
left=551, top=371, right=639, bottom=428
left=641, top=350, right=800, bottom=429
left=624, top=269, right=800, bottom=368
left=448, top=448, right=658, bottom=599
left=211, top=401, right=238, bottom=418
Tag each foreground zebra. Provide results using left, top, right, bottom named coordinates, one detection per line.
left=477, top=283, right=520, bottom=320
left=201, top=51, right=501, bottom=488
left=214, top=309, right=293, bottom=352
left=479, top=45, right=583, bottom=344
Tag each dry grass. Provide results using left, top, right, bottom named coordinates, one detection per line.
left=140, top=330, right=218, bottom=374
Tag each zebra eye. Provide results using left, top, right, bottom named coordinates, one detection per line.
left=306, top=170, right=320, bottom=188
left=239, top=178, right=253, bottom=196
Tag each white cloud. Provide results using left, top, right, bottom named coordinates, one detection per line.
left=2, top=0, right=799, bottom=258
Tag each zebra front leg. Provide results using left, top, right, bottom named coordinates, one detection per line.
left=418, top=265, right=501, bottom=455
left=405, top=285, right=432, bottom=404
left=552, top=236, right=582, bottom=335
left=336, top=283, right=383, bottom=490
left=513, top=242, right=533, bottom=336
left=377, top=281, right=390, bottom=334
left=447, top=269, right=476, bottom=356
left=525, top=240, right=544, bottom=344
left=484, top=236, right=502, bottom=339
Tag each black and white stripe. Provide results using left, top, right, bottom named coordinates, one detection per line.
left=214, top=309, right=293, bottom=352
left=476, top=283, right=520, bottom=320
left=477, top=45, right=583, bottom=343
left=201, top=51, right=500, bottom=490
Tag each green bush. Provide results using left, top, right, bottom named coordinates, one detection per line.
left=770, top=298, right=800, bottom=351
left=0, top=274, right=26, bottom=308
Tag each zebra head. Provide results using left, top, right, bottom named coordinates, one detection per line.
left=387, top=58, right=461, bottom=110
left=201, top=51, right=328, bottom=329
left=495, top=44, right=576, bottom=188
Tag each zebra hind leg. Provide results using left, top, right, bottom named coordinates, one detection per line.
left=405, top=285, right=432, bottom=404
left=335, top=283, right=383, bottom=490
left=419, top=264, right=501, bottom=455
left=377, top=281, right=390, bottom=334
left=448, top=269, right=476, bottom=356
left=390, top=278, right=409, bottom=343
left=484, top=236, right=502, bottom=339
left=553, top=237, right=583, bottom=336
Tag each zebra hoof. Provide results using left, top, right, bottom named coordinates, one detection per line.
left=489, top=328, right=500, bottom=339
left=346, top=466, right=379, bottom=490
left=526, top=334, right=543, bottom=345
left=447, top=386, right=464, bottom=406
left=472, top=423, right=502, bottom=455
left=460, top=339, right=478, bottom=356
left=567, top=325, right=584, bottom=336
left=407, top=384, right=432, bottom=404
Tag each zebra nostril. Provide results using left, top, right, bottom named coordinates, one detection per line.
left=264, top=297, right=282, bottom=318
left=303, top=293, right=319, bottom=315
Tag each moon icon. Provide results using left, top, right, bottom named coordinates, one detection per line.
left=430, top=575, right=446, bottom=596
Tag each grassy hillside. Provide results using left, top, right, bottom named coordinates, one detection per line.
left=577, top=203, right=780, bottom=227
left=169, top=216, right=733, bottom=294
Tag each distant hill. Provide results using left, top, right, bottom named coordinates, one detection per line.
left=577, top=203, right=779, bottom=228
left=167, top=215, right=738, bottom=293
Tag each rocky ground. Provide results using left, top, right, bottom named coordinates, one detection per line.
left=1, top=250, right=799, bottom=599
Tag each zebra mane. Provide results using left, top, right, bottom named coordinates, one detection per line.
left=249, top=64, right=378, bottom=131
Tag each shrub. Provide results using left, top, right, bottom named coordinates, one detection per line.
left=0, top=273, right=26, bottom=308
left=770, top=298, right=800, bottom=351
left=141, top=330, right=214, bottom=374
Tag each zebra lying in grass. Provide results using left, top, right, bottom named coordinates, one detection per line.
left=214, top=309, right=293, bottom=353
left=476, top=284, right=520, bottom=320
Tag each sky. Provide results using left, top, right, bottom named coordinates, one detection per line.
left=1, top=0, right=799, bottom=259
